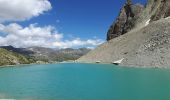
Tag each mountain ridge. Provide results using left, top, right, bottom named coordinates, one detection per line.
left=0, top=48, right=35, bottom=66
left=78, top=0, right=170, bottom=68
left=0, top=46, right=91, bottom=64
left=107, top=0, right=144, bottom=40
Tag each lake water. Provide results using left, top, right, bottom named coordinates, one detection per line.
left=0, top=63, right=170, bottom=100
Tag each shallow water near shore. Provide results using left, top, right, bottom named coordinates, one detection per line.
left=0, top=63, right=170, bottom=100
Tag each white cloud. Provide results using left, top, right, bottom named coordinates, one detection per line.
left=0, top=0, right=51, bottom=22
left=53, top=38, right=104, bottom=49
left=0, top=23, right=104, bottom=48
left=0, top=0, right=104, bottom=48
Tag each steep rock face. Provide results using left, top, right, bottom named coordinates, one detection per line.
left=107, top=0, right=144, bottom=41
left=150, top=0, right=170, bottom=21
left=78, top=18, right=170, bottom=68
left=107, top=0, right=170, bottom=41
left=78, top=0, right=170, bottom=67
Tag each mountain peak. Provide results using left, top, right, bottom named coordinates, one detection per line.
left=107, top=0, right=170, bottom=41
left=78, top=0, right=170, bottom=68
left=126, top=0, right=132, bottom=5
left=107, top=1, right=144, bottom=41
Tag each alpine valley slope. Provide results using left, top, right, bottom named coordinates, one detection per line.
left=0, top=46, right=91, bottom=63
left=78, top=0, right=170, bottom=68
left=0, top=48, right=35, bottom=66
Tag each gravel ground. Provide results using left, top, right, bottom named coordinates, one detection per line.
left=78, top=18, right=170, bottom=68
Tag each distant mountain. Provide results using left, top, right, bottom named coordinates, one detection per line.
left=0, top=48, right=35, bottom=66
left=27, top=46, right=91, bottom=62
left=0, top=45, right=34, bottom=55
left=0, top=46, right=91, bottom=63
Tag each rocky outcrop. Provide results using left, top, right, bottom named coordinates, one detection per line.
left=78, top=0, right=170, bottom=68
left=107, top=0, right=144, bottom=41
left=150, top=0, right=170, bottom=21
left=78, top=18, right=170, bottom=68
left=107, top=0, right=170, bottom=41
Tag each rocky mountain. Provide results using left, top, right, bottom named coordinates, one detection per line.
left=107, top=0, right=170, bottom=41
left=27, top=47, right=91, bottom=62
left=78, top=0, right=170, bottom=68
left=149, top=0, right=170, bottom=21
left=107, top=0, right=144, bottom=40
left=0, top=48, right=35, bottom=66
left=0, top=45, right=34, bottom=55
left=0, top=46, right=91, bottom=63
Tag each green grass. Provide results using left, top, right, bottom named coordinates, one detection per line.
left=0, top=48, right=35, bottom=66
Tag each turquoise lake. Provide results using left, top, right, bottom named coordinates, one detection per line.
left=0, top=63, right=170, bottom=100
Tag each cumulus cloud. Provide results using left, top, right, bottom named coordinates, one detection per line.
left=0, top=0, right=51, bottom=22
left=53, top=38, right=104, bottom=49
left=0, top=23, right=60, bottom=47
left=0, top=23, right=104, bottom=48
left=0, top=0, right=104, bottom=48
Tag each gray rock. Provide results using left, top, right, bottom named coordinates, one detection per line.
left=78, top=0, right=170, bottom=68
left=78, top=18, right=170, bottom=68
left=150, top=0, right=170, bottom=21
left=107, top=0, right=144, bottom=41
left=107, top=0, right=170, bottom=41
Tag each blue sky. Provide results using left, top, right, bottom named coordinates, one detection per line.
left=0, top=0, right=146, bottom=48
left=21, top=0, right=147, bottom=40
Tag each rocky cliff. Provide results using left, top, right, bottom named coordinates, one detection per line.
left=78, top=0, right=170, bottom=68
left=107, top=0, right=144, bottom=40
left=107, top=0, right=170, bottom=41
left=150, top=0, right=170, bottom=21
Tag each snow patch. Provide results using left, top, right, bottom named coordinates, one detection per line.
left=112, top=58, right=124, bottom=64
left=165, top=16, right=170, bottom=19
left=145, top=19, right=150, bottom=26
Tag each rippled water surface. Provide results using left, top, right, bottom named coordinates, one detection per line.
left=0, top=63, right=170, bottom=100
